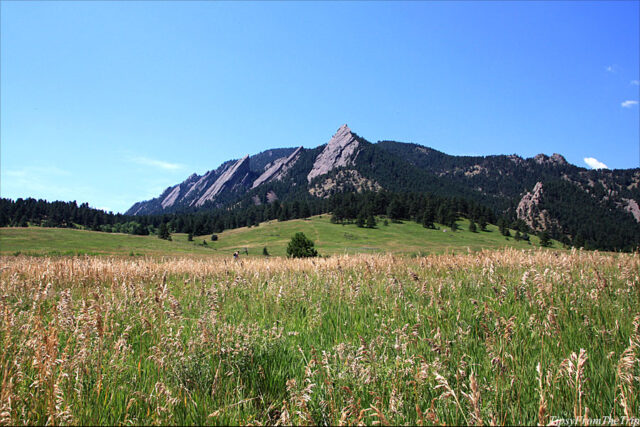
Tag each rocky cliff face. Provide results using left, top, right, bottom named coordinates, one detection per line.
left=252, top=146, right=303, bottom=189
left=307, top=124, right=361, bottom=182
left=516, top=182, right=556, bottom=232
left=622, top=198, right=640, bottom=222
left=160, top=173, right=199, bottom=209
left=193, top=156, right=252, bottom=207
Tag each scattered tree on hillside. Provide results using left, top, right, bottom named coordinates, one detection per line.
left=286, top=232, right=318, bottom=258
left=366, top=214, right=376, bottom=228
left=538, top=231, right=551, bottom=247
left=498, top=218, right=510, bottom=237
left=158, top=222, right=171, bottom=241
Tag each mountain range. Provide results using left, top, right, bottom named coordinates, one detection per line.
left=126, top=124, right=640, bottom=241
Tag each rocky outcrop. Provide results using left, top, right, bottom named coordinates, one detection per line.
left=193, top=156, right=252, bottom=207
left=533, top=153, right=567, bottom=166
left=160, top=173, right=199, bottom=209
left=308, top=169, right=381, bottom=198
left=182, top=170, right=219, bottom=202
left=516, top=182, right=556, bottom=231
left=622, top=198, right=640, bottom=222
left=252, top=146, right=302, bottom=188
left=307, top=124, right=361, bottom=182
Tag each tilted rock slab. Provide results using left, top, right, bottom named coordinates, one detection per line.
left=307, top=124, right=360, bottom=183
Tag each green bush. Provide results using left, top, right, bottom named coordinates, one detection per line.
left=286, top=232, right=318, bottom=258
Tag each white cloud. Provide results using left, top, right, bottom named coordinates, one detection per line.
left=584, top=157, right=608, bottom=170
left=621, top=100, right=639, bottom=108
left=130, top=156, right=184, bottom=171
left=631, top=80, right=640, bottom=86
left=606, top=65, right=616, bottom=73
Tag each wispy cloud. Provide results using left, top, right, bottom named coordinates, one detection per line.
left=130, top=156, right=184, bottom=171
left=606, top=65, right=616, bottom=73
left=631, top=80, right=640, bottom=86
left=621, top=100, right=638, bottom=108
left=584, top=157, right=608, bottom=170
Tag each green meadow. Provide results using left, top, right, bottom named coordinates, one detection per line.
left=0, top=215, right=555, bottom=257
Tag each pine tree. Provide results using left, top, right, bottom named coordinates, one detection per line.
left=468, top=220, right=477, bottom=233
left=286, top=232, right=318, bottom=258
left=263, top=246, right=269, bottom=256
left=356, top=212, right=365, bottom=228
left=421, top=212, right=434, bottom=229
left=538, top=231, right=551, bottom=247
left=366, top=214, right=376, bottom=228
left=158, top=222, right=171, bottom=241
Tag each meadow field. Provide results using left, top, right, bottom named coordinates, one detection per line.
left=0, top=216, right=555, bottom=257
left=0, top=248, right=638, bottom=425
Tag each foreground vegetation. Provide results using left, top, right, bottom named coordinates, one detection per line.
left=0, top=249, right=638, bottom=425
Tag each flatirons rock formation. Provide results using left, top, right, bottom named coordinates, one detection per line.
left=193, top=155, right=252, bottom=207
left=252, top=146, right=302, bottom=189
left=125, top=124, right=640, bottom=238
left=307, top=124, right=360, bottom=182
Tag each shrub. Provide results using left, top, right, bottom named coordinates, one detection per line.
left=286, top=232, right=318, bottom=258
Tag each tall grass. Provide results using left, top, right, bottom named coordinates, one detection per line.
left=0, top=248, right=638, bottom=425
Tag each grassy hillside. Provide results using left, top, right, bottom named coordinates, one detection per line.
left=0, top=227, right=217, bottom=256
left=195, top=215, right=557, bottom=256
left=1, top=215, right=557, bottom=257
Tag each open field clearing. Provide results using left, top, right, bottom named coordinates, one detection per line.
left=0, top=248, right=638, bottom=425
left=0, top=216, right=556, bottom=257
left=0, top=227, right=217, bottom=257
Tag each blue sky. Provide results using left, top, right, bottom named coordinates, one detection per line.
left=1, top=1, right=638, bottom=213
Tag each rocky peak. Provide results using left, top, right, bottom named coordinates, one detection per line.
left=307, top=124, right=361, bottom=182
left=533, top=153, right=567, bottom=166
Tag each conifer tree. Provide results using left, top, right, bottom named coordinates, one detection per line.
left=366, top=214, right=376, bottom=228
left=158, top=222, right=171, bottom=241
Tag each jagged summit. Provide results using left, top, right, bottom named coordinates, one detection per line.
left=533, top=153, right=567, bottom=166
left=307, top=124, right=361, bottom=182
